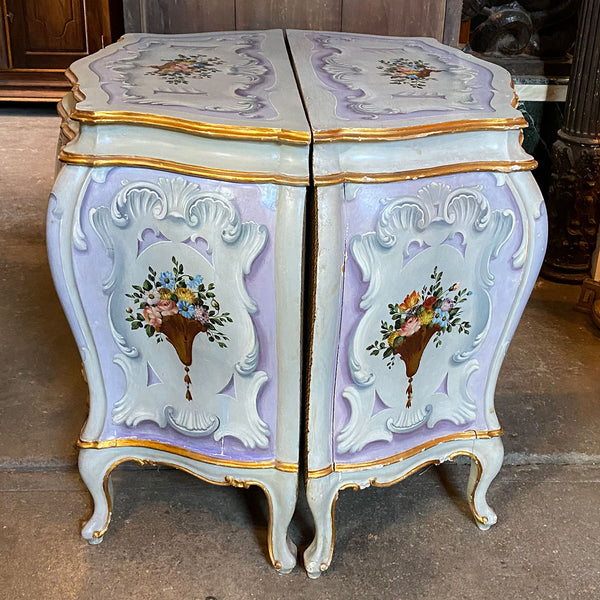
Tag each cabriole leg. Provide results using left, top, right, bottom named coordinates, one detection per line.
left=264, top=470, right=298, bottom=574
left=468, top=436, right=504, bottom=530
left=78, top=447, right=120, bottom=544
left=304, top=475, right=342, bottom=579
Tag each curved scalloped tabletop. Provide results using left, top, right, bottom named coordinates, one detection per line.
left=287, top=30, right=524, bottom=141
left=68, top=30, right=310, bottom=143
left=60, top=30, right=311, bottom=185
left=286, top=30, right=534, bottom=184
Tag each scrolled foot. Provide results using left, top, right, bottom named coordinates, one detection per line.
left=261, top=471, right=298, bottom=574
left=86, top=533, right=104, bottom=545
left=78, top=448, right=115, bottom=543
left=303, top=476, right=341, bottom=578
left=467, top=436, right=504, bottom=530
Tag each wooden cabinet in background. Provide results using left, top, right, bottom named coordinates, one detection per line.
left=0, top=0, right=123, bottom=101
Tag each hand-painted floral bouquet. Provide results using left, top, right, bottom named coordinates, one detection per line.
left=125, top=256, right=232, bottom=400
left=367, top=267, right=471, bottom=407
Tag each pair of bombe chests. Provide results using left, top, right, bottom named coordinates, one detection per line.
left=48, top=29, right=547, bottom=578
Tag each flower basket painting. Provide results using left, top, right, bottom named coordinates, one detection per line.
left=125, top=257, right=232, bottom=401
left=377, top=57, right=441, bottom=89
left=367, top=267, right=472, bottom=407
left=147, top=54, right=224, bottom=85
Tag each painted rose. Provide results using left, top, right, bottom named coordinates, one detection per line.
left=422, top=296, right=437, bottom=310
left=156, top=299, right=178, bottom=316
left=143, top=305, right=162, bottom=329
left=399, top=316, right=421, bottom=337
left=398, top=291, right=421, bottom=312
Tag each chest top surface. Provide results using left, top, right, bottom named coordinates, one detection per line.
left=67, top=29, right=310, bottom=144
left=287, top=30, right=524, bottom=141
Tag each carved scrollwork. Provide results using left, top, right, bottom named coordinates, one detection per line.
left=337, top=181, right=516, bottom=454
left=88, top=175, right=271, bottom=448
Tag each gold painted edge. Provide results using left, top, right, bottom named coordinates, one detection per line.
left=307, top=429, right=503, bottom=477
left=58, top=150, right=309, bottom=186
left=93, top=457, right=285, bottom=568
left=367, top=451, right=488, bottom=525
left=70, top=109, right=311, bottom=145
left=308, top=465, right=334, bottom=478
left=314, top=160, right=537, bottom=186
left=312, top=117, right=528, bottom=142
left=447, top=451, right=488, bottom=525
left=64, top=68, right=310, bottom=146
left=78, top=439, right=298, bottom=473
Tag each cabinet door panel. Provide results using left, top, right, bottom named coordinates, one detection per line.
left=24, top=0, right=87, bottom=53
left=6, top=0, right=87, bottom=69
left=331, top=173, right=529, bottom=468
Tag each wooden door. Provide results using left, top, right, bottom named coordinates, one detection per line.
left=3, top=0, right=122, bottom=70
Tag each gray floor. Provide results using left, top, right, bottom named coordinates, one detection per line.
left=1, top=105, right=599, bottom=599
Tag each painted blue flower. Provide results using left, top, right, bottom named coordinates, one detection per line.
left=188, top=274, right=204, bottom=290
left=177, top=300, right=194, bottom=319
left=158, top=271, right=175, bottom=290
left=432, top=309, right=450, bottom=328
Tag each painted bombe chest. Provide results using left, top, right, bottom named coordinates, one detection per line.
left=48, top=29, right=310, bottom=574
left=286, top=30, right=547, bottom=577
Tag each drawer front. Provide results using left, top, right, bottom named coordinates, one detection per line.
left=331, top=171, right=545, bottom=468
left=51, top=165, right=304, bottom=466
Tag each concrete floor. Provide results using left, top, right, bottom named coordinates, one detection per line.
left=1, top=104, right=599, bottom=599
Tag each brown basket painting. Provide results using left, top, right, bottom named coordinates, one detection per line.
left=125, top=257, right=232, bottom=401
left=367, top=267, right=472, bottom=407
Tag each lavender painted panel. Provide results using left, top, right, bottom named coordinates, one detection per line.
left=304, top=31, right=494, bottom=122
left=72, top=167, right=279, bottom=463
left=333, top=172, right=535, bottom=466
left=88, top=32, right=279, bottom=120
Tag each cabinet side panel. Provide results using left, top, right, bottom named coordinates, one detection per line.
left=72, top=167, right=283, bottom=465
left=331, top=172, right=543, bottom=468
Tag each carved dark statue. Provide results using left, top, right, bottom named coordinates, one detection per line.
left=462, top=0, right=581, bottom=58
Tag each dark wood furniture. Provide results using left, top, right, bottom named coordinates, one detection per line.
left=0, top=0, right=123, bottom=101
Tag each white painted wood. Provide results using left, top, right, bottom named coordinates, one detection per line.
left=306, top=185, right=345, bottom=474
left=304, top=436, right=504, bottom=578
left=79, top=446, right=299, bottom=572
left=287, top=30, right=523, bottom=133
